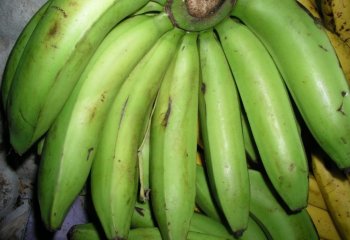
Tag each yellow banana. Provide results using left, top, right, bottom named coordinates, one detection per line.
left=312, top=152, right=350, bottom=239
left=306, top=204, right=342, bottom=240
left=331, top=0, right=350, bottom=47
left=320, top=0, right=336, bottom=31
left=308, top=174, right=328, bottom=210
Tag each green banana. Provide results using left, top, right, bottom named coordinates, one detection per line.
left=150, top=32, right=200, bottom=240
left=134, top=1, right=164, bottom=15
left=6, top=0, right=149, bottom=154
left=37, top=14, right=173, bottom=231
left=138, top=119, right=151, bottom=203
left=91, top=27, right=184, bottom=239
left=131, top=201, right=156, bottom=228
left=194, top=162, right=268, bottom=240
left=241, top=112, right=259, bottom=165
left=1, top=0, right=51, bottom=111
left=198, top=29, right=249, bottom=235
left=195, top=161, right=222, bottom=221
left=128, top=228, right=233, bottom=240
left=232, top=0, right=350, bottom=170
left=249, top=169, right=318, bottom=240
left=216, top=18, right=309, bottom=211
left=68, top=223, right=103, bottom=240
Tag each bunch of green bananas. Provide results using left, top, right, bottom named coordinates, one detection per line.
left=2, top=0, right=350, bottom=239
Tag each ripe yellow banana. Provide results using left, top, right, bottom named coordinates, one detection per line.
left=311, top=152, right=350, bottom=239
left=306, top=204, right=342, bottom=240
left=296, top=0, right=322, bottom=18
left=91, top=27, right=184, bottom=240
left=216, top=18, right=309, bottom=211
left=1, top=0, right=51, bottom=111
left=326, top=29, right=350, bottom=84
left=198, top=29, right=249, bottom=235
left=232, top=0, right=350, bottom=170
left=150, top=32, right=200, bottom=240
left=331, top=0, right=350, bottom=47
left=6, top=0, right=149, bottom=154
left=308, top=174, right=328, bottom=210
left=38, top=14, right=172, bottom=231
left=320, top=0, right=336, bottom=31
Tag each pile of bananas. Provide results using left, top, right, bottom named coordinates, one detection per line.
left=1, top=0, right=350, bottom=239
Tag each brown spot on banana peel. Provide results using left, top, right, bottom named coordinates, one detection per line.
left=135, top=206, right=145, bottom=216
left=162, top=97, right=172, bottom=127
left=118, top=97, right=129, bottom=131
left=51, top=5, right=68, bottom=18
left=48, top=22, right=59, bottom=37
left=337, top=91, right=348, bottom=115
left=318, top=44, right=329, bottom=51
left=86, top=147, right=94, bottom=161
left=201, top=82, right=206, bottom=94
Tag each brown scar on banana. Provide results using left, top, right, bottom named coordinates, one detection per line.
left=337, top=91, right=348, bottom=115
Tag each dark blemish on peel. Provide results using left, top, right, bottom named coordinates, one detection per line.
left=318, top=44, right=328, bottom=52
left=87, top=147, right=94, bottom=161
left=51, top=5, right=68, bottom=18
left=201, top=82, right=206, bottom=94
left=135, top=207, right=145, bottom=216
left=162, top=97, right=172, bottom=127
left=337, top=91, right=348, bottom=115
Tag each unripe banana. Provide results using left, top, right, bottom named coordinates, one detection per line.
left=297, top=0, right=350, bottom=84
left=150, top=32, right=200, bottom=240
left=194, top=161, right=269, bottom=240
left=128, top=228, right=234, bottom=240
left=138, top=122, right=151, bottom=203
left=38, top=14, right=172, bottom=231
left=232, top=0, right=350, bottom=170
left=241, top=112, right=259, bottom=165
left=6, top=0, right=149, bottom=154
left=1, top=0, right=51, bottom=111
left=249, top=169, right=318, bottom=240
left=216, top=18, right=308, bottom=211
left=195, top=154, right=222, bottom=221
left=68, top=223, right=103, bottom=240
left=91, top=27, right=184, bottom=240
left=198, top=29, right=249, bottom=235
